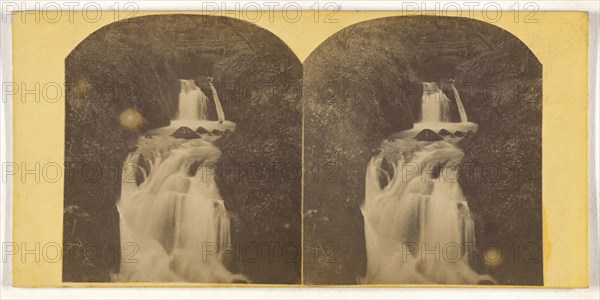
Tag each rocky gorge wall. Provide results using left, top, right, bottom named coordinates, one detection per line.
left=455, top=37, right=543, bottom=284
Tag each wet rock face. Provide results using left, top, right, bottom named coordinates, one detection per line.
left=415, top=129, right=443, bottom=141
left=172, top=127, right=201, bottom=139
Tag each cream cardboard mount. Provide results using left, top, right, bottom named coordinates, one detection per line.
left=9, top=11, right=588, bottom=287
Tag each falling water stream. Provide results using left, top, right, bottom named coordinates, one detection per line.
left=178, top=79, right=209, bottom=120
left=360, top=82, right=493, bottom=284
left=421, top=82, right=451, bottom=123
left=112, top=79, right=244, bottom=283
left=451, top=85, right=468, bottom=123
left=209, top=81, right=225, bottom=123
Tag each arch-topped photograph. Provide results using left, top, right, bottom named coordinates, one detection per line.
left=63, top=14, right=302, bottom=284
left=303, top=16, right=542, bottom=286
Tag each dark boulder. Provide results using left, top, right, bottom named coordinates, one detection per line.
left=415, top=129, right=443, bottom=141
left=211, top=129, right=223, bottom=136
left=195, top=127, right=210, bottom=134
left=438, top=129, right=452, bottom=136
left=172, top=126, right=201, bottom=139
left=455, top=130, right=465, bottom=137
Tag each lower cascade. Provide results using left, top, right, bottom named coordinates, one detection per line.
left=360, top=82, right=494, bottom=284
left=112, top=79, right=244, bottom=283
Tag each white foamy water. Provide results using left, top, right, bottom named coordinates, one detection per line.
left=113, top=138, right=244, bottom=282
left=421, top=82, right=451, bottom=123
left=360, top=82, right=493, bottom=284
left=178, top=79, right=209, bottom=121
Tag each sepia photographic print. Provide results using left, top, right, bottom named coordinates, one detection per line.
left=303, top=16, right=542, bottom=286
left=63, top=15, right=302, bottom=284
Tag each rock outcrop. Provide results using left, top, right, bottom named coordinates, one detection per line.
left=195, top=127, right=210, bottom=134
left=415, top=129, right=443, bottom=141
left=438, top=128, right=452, bottom=136
left=172, top=127, right=201, bottom=139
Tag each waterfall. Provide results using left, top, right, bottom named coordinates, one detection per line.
left=421, top=82, right=450, bottom=123
left=209, top=82, right=225, bottom=123
left=178, top=80, right=208, bottom=120
left=361, top=141, right=493, bottom=284
left=113, top=137, right=245, bottom=283
left=451, top=85, right=468, bottom=122
left=112, top=77, right=241, bottom=282
left=360, top=82, right=490, bottom=284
